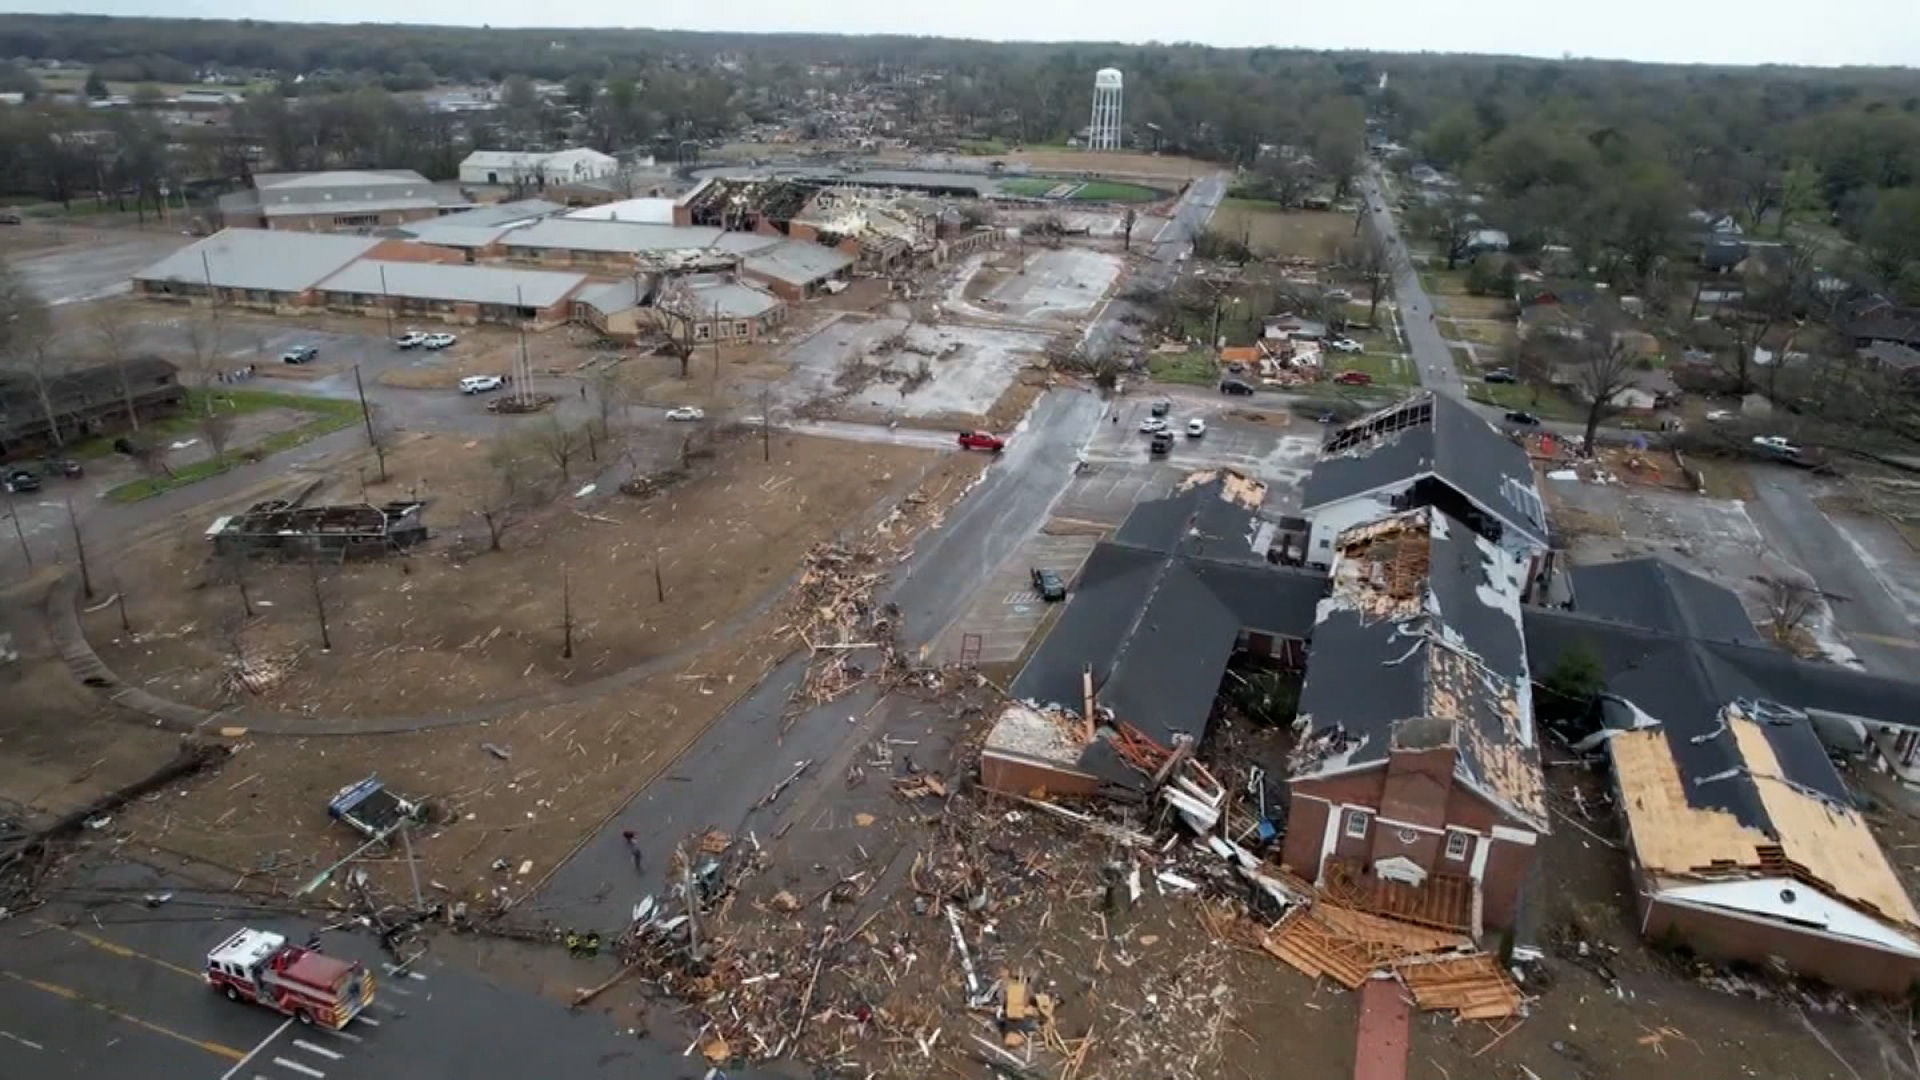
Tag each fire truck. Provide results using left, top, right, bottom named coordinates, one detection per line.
left=206, top=929, right=375, bottom=1029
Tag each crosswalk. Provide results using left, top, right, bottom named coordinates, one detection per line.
left=229, top=964, right=424, bottom=1080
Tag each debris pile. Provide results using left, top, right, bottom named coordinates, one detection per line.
left=782, top=542, right=905, bottom=711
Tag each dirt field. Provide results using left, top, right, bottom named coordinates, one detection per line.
left=1211, top=200, right=1355, bottom=260
left=84, top=428, right=956, bottom=717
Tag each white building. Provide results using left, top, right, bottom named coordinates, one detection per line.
left=459, top=148, right=619, bottom=187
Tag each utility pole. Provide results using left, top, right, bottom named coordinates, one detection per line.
left=307, top=557, right=332, bottom=651
left=561, top=567, right=574, bottom=660
left=761, top=387, right=771, bottom=463
left=353, top=364, right=385, bottom=481
left=114, top=577, right=131, bottom=634
left=378, top=263, right=394, bottom=341
left=8, top=505, right=31, bottom=569
left=653, top=547, right=665, bottom=603
left=515, top=284, right=534, bottom=408
left=711, top=302, right=722, bottom=382
left=65, top=496, right=92, bottom=600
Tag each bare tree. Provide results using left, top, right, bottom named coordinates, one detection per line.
left=180, top=309, right=235, bottom=465
left=1410, top=193, right=1476, bottom=270
left=1121, top=207, right=1137, bottom=253
left=1326, top=222, right=1394, bottom=325
left=0, top=260, right=66, bottom=447
left=533, top=415, right=585, bottom=485
left=1568, top=309, right=1640, bottom=455
left=473, top=438, right=537, bottom=551
left=305, top=556, right=333, bottom=652
left=1763, top=575, right=1819, bottom=647
left=90, top=303, right=146, bottom=433
left=588, top=363, right=624, bottom=438
left=654, top=280, right=701, bottom=380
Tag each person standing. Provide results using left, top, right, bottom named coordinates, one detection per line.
left=622, top=829, right=643, bottom=872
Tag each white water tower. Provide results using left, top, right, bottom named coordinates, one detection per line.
left=1089, top=68, right=1123, bottom=151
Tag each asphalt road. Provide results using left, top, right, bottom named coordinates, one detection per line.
left=1745, top=467, right=1920, bottom=677
left=2, top=859, right=757, bottom=1080
left=1355, top=167, right=1465, bottom=399
left=532, top=175, right=1232, bottom=932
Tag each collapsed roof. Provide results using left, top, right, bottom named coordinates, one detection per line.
left=1293, top=507, right=1546, bottom=830
left=1303, top=392, right=1548, bottom=549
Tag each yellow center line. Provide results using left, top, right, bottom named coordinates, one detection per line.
left=32, top=919, right=205, bottom=981
left=2, top=971, right=246, bottom=1061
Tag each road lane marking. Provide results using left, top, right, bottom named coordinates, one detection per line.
left=382, top=982, right=412, bottom=996
left=220, top=1017, right=293, bottom=1080
left=32, top=919, right=204, bottom=981
left=273, top=1056, right=326, bottom=1078
left=0, top=1030, right=44, bottom=1051
left=2, top=971, right=245, bottom=1062
left=354, top=1015, right=380, bottom=1027
left=293, top=1039, right=341, bottom=1060
left=326, top=1029, right=363, bottom=1044
left=407, top=971, right=426, bottom=981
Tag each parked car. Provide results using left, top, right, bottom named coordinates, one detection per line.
left=422, top=333, right=457, bottom=350
left=41, top=458, right=82, bottom=478
left=1333, top=371, right=1372, bottom=386
left=0, top=211, right=22, bottom=225
left=1753, top=435, right=1801, bottom=457
left=1327, top=337, right=1364, bottom=354
left=665, top=406, right=706, bottom=421
left=1219, top=378, right=1254, bottom=396
left=459, top=375, right=504, bottom=394
left=4, top=469, right=40, bottom=493
left=1186, top=418, right=1207, bottom=438
left=1504, top=410, right=1541, bottom=427
left=1149, top=430, right=1174, bottom=455
left=281, top=345, right=318, bottom=364
left=395, top=332, right=427, bottom=350
left=1030, top=567, right=1067, bottom=602
left=1149, top=400, right=1171, bottom=418
left=958, top=431, right=1005, bottom=452
left=1484, top=368, right=1517, bottom=384
left=1138, top=416, right=1169, bottom=434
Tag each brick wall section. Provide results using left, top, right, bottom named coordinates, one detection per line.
left=1639, top=891, right=1920, bottom=995
left=1479, top=834, right=1535, bottom=931
left=365, top=239, right=465, bottom=265
left=1282, top=795, right=1331, bottom=878
left=744, top=271, right=804, bottom=302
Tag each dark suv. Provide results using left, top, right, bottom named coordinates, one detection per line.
left=1219, top=378, right=1254, bottom=396
left=1030, top=567, right=1067, bottom=602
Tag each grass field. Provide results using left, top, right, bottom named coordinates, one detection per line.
left=1210, top=200, right=1354, bottom=260
left=1468, top=381, right=1586, bottom=422
left=103, top=390, right=363, bottom=502
left=1420, top=269, right=1515, bottom=319
left=1147, top=350, right=1219, bottom=386
left=1326, top=350, right=1415, bottom=386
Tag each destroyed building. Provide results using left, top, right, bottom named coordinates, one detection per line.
left=206, top=501, right=428, bottom=559
left=1527, top=559, right=1920, bottom=993
left=985, top=470, right=1327, bottom=797
left=1284, top=506, right=1546, bottom=936
left=0, top=357, right=184, bottom=456
left=1301, top=393, right=1549, bottom=582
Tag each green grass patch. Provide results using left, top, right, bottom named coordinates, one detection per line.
left=1468, top=381, right=1586, bottom=422
left=1448, top=344, right=1477, bottom=374
left=103, top=390, right=362, bottom=503
left=1327, top=350, right=1415, bottom=386
left=957, top=138, right=1010, bottom=156
left=1223, top=194, right=1290, bottom=212
left=1146, top=350, right=1220, bottom=386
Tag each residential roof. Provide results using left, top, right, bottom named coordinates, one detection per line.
left=1292, top=507, right=1546, bottom=830
left=133, top=229, right=382, bottom=294
left=743, top=240, right=855, bottom=286
left=317, top=260, right=588, bottom=309
left=1302, top=392, right=1549, bottom=548
left=682, top=276, right=782, bottom=320
left=1008, top=471, right=1327, bottom=785
left=502, top=218, right=728, bottom=255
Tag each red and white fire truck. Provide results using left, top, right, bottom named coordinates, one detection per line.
left=206, top=929, right=376, bottom=1029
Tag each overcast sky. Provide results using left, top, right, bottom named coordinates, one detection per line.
left=15, top=0, right=1920, bottom=69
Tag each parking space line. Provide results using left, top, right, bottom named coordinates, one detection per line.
left=354, top=1015, right=380, bottom=1027
left=382, top=982, right=412, bottom=996
left=221, top=1017, right=293, bottom=1080
left=0, top=1030, right=44, bottom=1051
left=273, top=1055, right=327, bottom=1078
left=292, top=1039, right=341, bottom=1060
left=3, top=971, right=247, bottom=1062
left=326, top=1029, right=363, bottom=1044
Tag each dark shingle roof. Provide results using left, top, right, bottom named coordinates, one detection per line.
left=1568, top=559, right=1766, bottom=645
left=1009, top=473, right=1326, bottom=765
left=1302, top=392, right=1547, bottom=547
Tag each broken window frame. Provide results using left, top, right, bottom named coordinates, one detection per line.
left=1443, top=829, right=1471, bottom=861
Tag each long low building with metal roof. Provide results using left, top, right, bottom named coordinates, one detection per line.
left=316, top=261, right=592, bottom=329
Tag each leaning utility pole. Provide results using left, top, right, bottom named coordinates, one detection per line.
left=560, top=567, right=574, bottom=660
left=65, top=496, right=92, bottom=599
left=761, top=387, right=771, bottom=463
left=307, top=557, right=332, bottom=651
left=352, top=365, right=385, bottom=482
left=8, top=505, right=32, bottom=569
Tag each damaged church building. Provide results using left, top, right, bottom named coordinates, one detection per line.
left=986, top=393, right=1554, bottom=939
left=986, top=388, right=1920, bottom=992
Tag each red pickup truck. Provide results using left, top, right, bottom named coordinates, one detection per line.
left=958, top=431, right=1005, bottom=453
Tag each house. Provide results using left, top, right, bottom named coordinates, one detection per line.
left=1284, top=506, right=1547, bottom=935
left=314, top=261, right=591, bottom=330
left=1842, top=298, right=1920, bottom=350
left=217, top=170, right=470, bottom=233
left=741, top=241, right=855, bottom=301
left=1862, top=342, right=1920, bottom=388
left=1525, top=558, right=1920, bottom=993
left=984, top=470, right=1327, bottom=797
left=1466, top=229, right=1510, bottom=254
left=0, top=357, right=184, bottom=455
left=1299, top=393, right=1549, bottom=577
left=132, top=229, right=386, bottom=309
left=459, top=148, right=619, bottom=188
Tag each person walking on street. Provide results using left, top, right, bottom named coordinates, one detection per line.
left=623, top=829, right=643, bottom=872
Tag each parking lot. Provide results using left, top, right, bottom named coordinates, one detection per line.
left=934, top=531, right=1100, bottom=664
